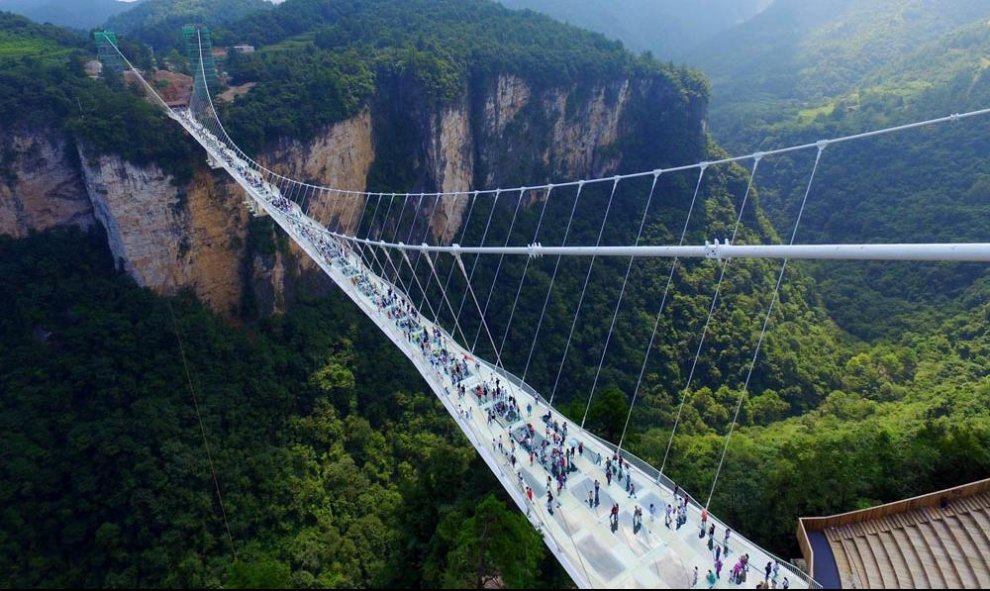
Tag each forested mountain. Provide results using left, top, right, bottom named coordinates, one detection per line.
left=0, top=12, right=190, bottom=175
left=209, top=0, right=853, bottom=428
left=0, top=0, right=143, bottom=29
left=688, top=0, right=990, bottom=146
left=104, top=0, right=273, bottom=51
left=496, top=0, right=772, bottom=60
left=687, top=0, right=990, bottom=340
left=2, top=0, right=990, bottom=586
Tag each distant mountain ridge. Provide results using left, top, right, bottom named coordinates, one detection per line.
left=687, top=0, right=990, bottom=143
left=102, top=0, right=273, bottom=51
left=683, top=0, right=990, bottom=343
left=0, top=0, right=144, bottom=29
left=496, top=0, right=772, bottom=60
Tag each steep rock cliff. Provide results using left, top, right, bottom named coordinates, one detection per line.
left=0, top=127, right=94, bottom=238
left=77, top=146, right=253, bottom=315
left=0, top=70, right=703, bottom=317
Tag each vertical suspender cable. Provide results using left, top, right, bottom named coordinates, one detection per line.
left=386, top=194, right=413, bottom=284
left=416, top=194, right=456, bottom=317
left=617, top=165, right=708, bottom=453
left=472, top=187, right=527, bottom=353
left=437, top=191, right=480, bottom=331
left=454, top=191, right=502, bottom=333
left=497, top=185, right=555, bottom=363
left=551, top=177, right=621, bottom=411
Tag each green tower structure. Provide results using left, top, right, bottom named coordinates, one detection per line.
left=94, top=31, right=124, bottom=81
left=183, top=24, right=219, bottom=96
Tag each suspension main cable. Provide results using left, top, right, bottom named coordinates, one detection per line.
left=110, top=34, right=990, bottom=208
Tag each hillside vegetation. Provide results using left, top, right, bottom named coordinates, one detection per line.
left=216, top=0, right=706, bottom=153
left=104, top=0, right=273, bottom=52
left=0, top=228, right=561, bottom=588
left=690, top=0, right=990, bottom=144
left=689, top=0, right=990, bottom=339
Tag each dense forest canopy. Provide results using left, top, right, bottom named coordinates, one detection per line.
left=689, top=0, right=990, bottom=143
left=104, top=0, right=273, bottom=53
left=681, top=0, right=990, bottom=340
left=0, top=12, right=195, bottom=180
left=0, top=229, right=564, bottom=588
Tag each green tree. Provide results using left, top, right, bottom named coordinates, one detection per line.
left=227, top=556, right=293, bottom=589
left=442, top=494, right=543, bottom=589
left=579, top=385, right=631, bottom=443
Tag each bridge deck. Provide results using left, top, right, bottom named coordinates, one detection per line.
left=172, top=108, right=814, bottom=589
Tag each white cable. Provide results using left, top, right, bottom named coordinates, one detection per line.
left=617, top=165, right=707, bottom=453
left=521, top=182, right=585, bottom=385
left=705, top=145, right=826, bottom=509
left=551, top=178, right=621, bottom=412
left=581, top=172, right=662, bottom=428
left=497, top=185, right=555, bottom=362
left=472, top=187, right=527, bottom=352
left=659, top=157, right=762, bottom=477
left=453, top=191, right=502, bottom=335
left=122, top=33, right=990, bottom=208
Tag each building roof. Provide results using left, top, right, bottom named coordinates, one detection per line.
left=798, top=478, right=990, bottom=589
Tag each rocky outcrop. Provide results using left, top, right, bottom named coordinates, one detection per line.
left=0, top=127, right=94, bottom=237
left=77, top=146, right=252, bottom=314
left=262, top=109, right=375, bottom=234
left=423, top=105, right=474, bottom=243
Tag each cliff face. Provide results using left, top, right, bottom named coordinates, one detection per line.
left=0, top=127, right=94, bottom=238
left=77, top=146, right=257, bottom=315
left=0, top=71, right=703, bottom=316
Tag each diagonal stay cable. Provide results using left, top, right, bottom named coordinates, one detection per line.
left=454, top=190, right=502, bottom=341
left=418, top=194, right=461, bottom=320
left=472, top=187, right=528, bottom=353
left=580, top=172, right=662, bottom=428
left=658, top=156, right=763, bottom=478
left=705, top=143, right=826, bottom=509
left=408, top=194, right=444, bottom=311
left=522, top=182, right=585, bottom=387
left=617, top=165, right=708, bottom=453
left=497, top=185, right=555, bottom=364
left=551, top=177, right=621, bottom=411
left=436, top=191, right=480, bottom=334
